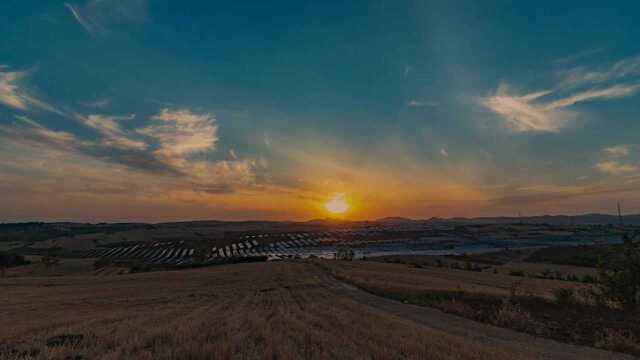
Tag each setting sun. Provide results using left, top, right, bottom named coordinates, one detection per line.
left=325, top=193, right=349, bottom=215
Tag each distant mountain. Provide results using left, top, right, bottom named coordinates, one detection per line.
left=375, top=217, right=415, bottom=223
left=4, top=213, right=640, bottom=227
left=305, top=218, right=353, bottom=225
left=424, top=214, right=640, bottom=226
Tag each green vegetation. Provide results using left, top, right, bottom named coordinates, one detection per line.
left=527, top=244, right=623, bottom=268
left=596, top=234, right=640, bottom=311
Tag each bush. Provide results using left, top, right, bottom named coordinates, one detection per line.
left=595, top=328, right=640, bottom=355
left=566, top=274, right=580, bottom=282
left=597, top=234, right=640, bottom=311
left=492, top=300, right=538, bottom=333
left=553, top=287, right=576, bottom=305
left=509, top=269, right=525, bottom=277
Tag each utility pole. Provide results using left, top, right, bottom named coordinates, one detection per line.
left=618, top=201, right=624, bottom=226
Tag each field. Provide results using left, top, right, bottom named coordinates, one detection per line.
left=1, top=262, right=533, bottom=360
left=319, top=259, right=639, bottom=356
left=1, top=221, right=638, bottom=359
left=2, top=260, right=636, bottom=359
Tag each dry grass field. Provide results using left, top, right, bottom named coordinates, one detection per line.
left=1, top=262, right=530, bottom=360
left=321, top=259, right=588, bottom=299
left=2, top=257, right=98, bottom=278
left=318, top=260, right=639, bottom=356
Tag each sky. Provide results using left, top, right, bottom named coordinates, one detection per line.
left=1, top=1, right=640, bottom=222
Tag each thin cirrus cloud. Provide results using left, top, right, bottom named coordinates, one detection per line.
left=0, top=66, right=65, bottom=116
left=594, top=145, right=638, bottom=176
left=407, top=99, right=437, bottom=108
left=64, top=0, right=148, bottom=36
left=81, top=98, right=111, bottom=108
left=594, top=161, right=638, bottom=175
left=78, top=113, right=148, bottom=151
left=480, top=54, right=640, bottom=132
left=559, top=54, right=640, bottom=89
left=602, top=145, right=631, bottom=158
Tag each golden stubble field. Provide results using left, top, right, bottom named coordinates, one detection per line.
left=320, top=260, right=589, bottom=299
left=1, top=262, right=527, bottom=360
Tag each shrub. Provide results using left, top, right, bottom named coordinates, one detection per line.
left=492, top=300, right=538, bottom=333
left=438, top=299, right=476, bottom=318
left=597, top=234, right=640, bottom=311
left=509, top=269, right=525, bottom=277
left=552, top=287, right=575, bottom=305
left=566, top=274, right=580, bottom=282
left=595, top=328, right=640, bottom=355
left=581, top=274, right=597, bottom=284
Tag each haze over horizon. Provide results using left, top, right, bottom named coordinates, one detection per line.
left=2, top=1, right=640, bottom=222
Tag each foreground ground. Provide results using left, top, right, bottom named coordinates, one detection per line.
left=1, top=261, right=634, bottom=360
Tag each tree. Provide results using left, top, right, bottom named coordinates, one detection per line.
left=597, top=231, right=640, bottom=311
left=335, top=246, right=354, bottom=261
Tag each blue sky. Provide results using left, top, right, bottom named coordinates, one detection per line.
left=1, top=1, right=640, bottom=222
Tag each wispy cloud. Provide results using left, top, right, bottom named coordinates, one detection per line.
left=545, top=83, right=639, bottom=109
left=81, top=98, right=111, bottom=108
left=482, top=54, right=640, bottom=133
left=481, top=83, right=639, bottom=132
left=553, top=48, right=603, bottom=65
left=559, top=54, right=640, bottom=89
left=603, top=145, right=631, bottom=158
left=0, top=66, right=65, bottom=116
left=480, top=84, right=572, bottom=132
left=139, top=109, right=219, bottom=160
left=594, top=144, right=638, bottom=176
left=594, top=161, right=638, bottom=175
left=407, top=99, right=437, bottom=108
left=65, top=0, right=148, bottom=36
left=79, top=113, right=147, bottom=150
left=64, top=2, right=99, bottom=35
left=0, top=108, right=262, bottom=197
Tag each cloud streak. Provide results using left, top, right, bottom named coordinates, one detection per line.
left=0, top=67, right=64, bottom=116
left=65, top=0, right=148, bottom=36
left=481, top=54, right=640, bottom=132
left=481, top=83, right=639, bottom=132
left=79, top=113, right=147, bottom=150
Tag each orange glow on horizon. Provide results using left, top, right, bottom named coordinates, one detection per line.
left=324, top=193, right=350, bottom=215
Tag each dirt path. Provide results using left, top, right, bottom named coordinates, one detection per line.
left=315, top=268, right=636, bottom=360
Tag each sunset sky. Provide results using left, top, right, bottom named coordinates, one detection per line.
left=1, top=1, right=640, bottom=222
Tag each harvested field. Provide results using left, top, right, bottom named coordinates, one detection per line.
left=3, top=257, right=97, bottom=278
left=319, top=260, right=639, bottom=357
left=322, top=259, right=588, bottom=299
left=1, top=262, right=529, bottom=360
